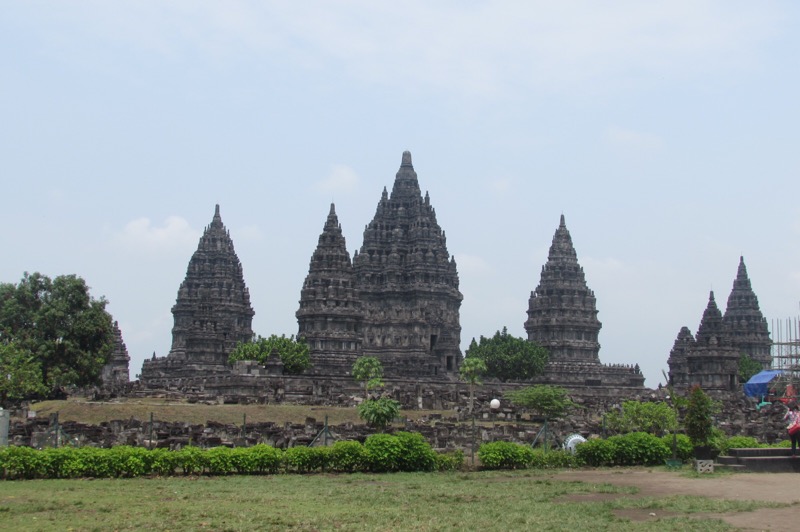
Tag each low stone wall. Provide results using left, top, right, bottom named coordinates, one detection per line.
left=8, top=391, right=791, bottom=452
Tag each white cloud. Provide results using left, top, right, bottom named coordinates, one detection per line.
left=111, top=216, right=200, bottom=257
left=314, top=164, right=359, bottom=194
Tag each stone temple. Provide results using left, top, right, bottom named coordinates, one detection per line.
left=141, top=205, right=255, bottom=382
left=667, top=256, right=772, bottom=391
left=101, top=321, right=130, bottom=385
left=299, top=151, right=463, bottom=378
left=525, top=215, right=644, bottom=387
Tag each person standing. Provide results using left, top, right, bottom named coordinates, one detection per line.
left=783, top=402, right=800, bottom=457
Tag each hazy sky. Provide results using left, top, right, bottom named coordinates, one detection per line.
left=2, top=1, right=799, bottom=388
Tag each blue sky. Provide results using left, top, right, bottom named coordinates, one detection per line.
left=2, top=1, right=799, bottom=388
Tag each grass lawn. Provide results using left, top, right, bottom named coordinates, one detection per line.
left=0, top=470, right=779, bottom=531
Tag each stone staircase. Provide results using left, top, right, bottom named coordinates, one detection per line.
left=716, top=448, right=800, bottom=473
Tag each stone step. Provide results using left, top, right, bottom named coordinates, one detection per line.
left=728, top=447, right=794, bottom=458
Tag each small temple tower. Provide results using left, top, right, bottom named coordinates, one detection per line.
left=525, top=215, right=602, bottom=364
left=686, top=291, right=740, bottom=391
left=296, top=204, right=364, bottom=373
left=101, top=321, right=130, bottom=386
left=141, top=205, right=254, bottom=381
left=353, top=151, right=463, bottom=377
left=723, top=256, right=772, bottom=369
left=668, top=256, right=771, bottom=392
left=525, top=215, right=644, bottom=387
left=666, top=326, right=695, bottom=388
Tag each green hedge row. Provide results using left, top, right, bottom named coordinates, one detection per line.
left=0, top=432, right=465, bottom=480
left=477, top=442, right=580, bottom=470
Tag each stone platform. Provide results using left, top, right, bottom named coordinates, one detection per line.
left=717, top=447, right=800, bottom=473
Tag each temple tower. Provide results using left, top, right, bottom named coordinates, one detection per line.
left=101, top=321, right=130, bottom=385
left=723, top=256, right=772, bottom=369
left=296, top=204, right=364, bottom=373
left=353, top=151, right=463, bottom=377
left=525, top=215, right=601, bottom=364
left=686, top=291, right=740, bottom=391
left=141, top=205, right=254, bottom=380
left=666, top=326, right=694, bottom=388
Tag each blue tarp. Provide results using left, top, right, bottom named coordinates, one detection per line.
left=744, top=370, right=783, bottom=398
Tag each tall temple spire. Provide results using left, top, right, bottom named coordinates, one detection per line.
left=525, top=215, right=601, bottom=364
left=723, top=256, right=772, bottom=368
left=297, top=203, right=363, bottom=373
left=101, top=321, right=130, bottom=386
left=352, top=151, right=463, bottom=377
left=695, top=291, right=725, bottom=346
left=141, top=205, right=255, bottom=382
left=684, top=290, right=739, bottom=391
left=666, top=326, right=695, bottom=387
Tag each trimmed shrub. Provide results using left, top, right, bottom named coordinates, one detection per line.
left=574, top=438, right=613, bottom=467
left=150, top=448, right=179, bottom=476
left=364, top=433, right=404, bottom=472
left=661, top=433, right=693, bottom=461
left=478, top=441, right=534, bottom=470
left=177, top=446, right=207, bottom=475
left=395, top=432, right=437, bottom=472
left=328, top=440, right=368, bottom=473
left=206, top=446, right=235, bottom=475
left=435, top=450, right=464, bottom=472
left=1, top=446, right=47, bottom=479
left=283, top=446, right=328, bottom=473
left=528, top=448, right=580, bottom=469
left=610, top=432, right=669, bottom=466
left=248, top=444, right=282, bottom=474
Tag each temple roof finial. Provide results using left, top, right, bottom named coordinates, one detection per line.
left=401, top=151, right=413, bottom=167
left=559, top=214, right=566, bottom=228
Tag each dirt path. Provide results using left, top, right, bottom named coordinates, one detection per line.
left=549, top=468, right=800, bottom=531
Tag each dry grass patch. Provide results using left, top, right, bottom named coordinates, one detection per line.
left=27, top=398, right=452, bottom=426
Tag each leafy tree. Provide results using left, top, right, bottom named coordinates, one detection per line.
left=605, top=400, right=678, bottom=435
left=506, top=385, right=574, bottom=420
left=684, top=385, right=719, bottom=447
left=465, top=327, right=548, bottom=382
left=357, top=397, right=400, bottom=431
left=227, top=334, right=310, bottom=374
left=0, top=272, right=114, bottom=391
left=738, top=353, right=762, bottom=383
left=459, top=357, right=486, bottom=415
left=0, top=342, right=48, bottom=406
left=352, top=356, right=384, bottom=396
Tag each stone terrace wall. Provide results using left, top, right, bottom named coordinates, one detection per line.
left=10, top=391, right=790, bottom=452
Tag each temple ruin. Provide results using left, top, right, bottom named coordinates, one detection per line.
left=667, top=256, right=772, bottom=391
left=140, top=205, right=255, bottom=383
left=296, top=204, right=364, bottom=375
left=100, top=321, right=130, bottom=386
left=525, top=215, right=645, bottom=387
left=299, top=151, right=463, bottom=379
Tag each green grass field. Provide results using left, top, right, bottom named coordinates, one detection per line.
left=0, top=470, right=780, bottom=531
